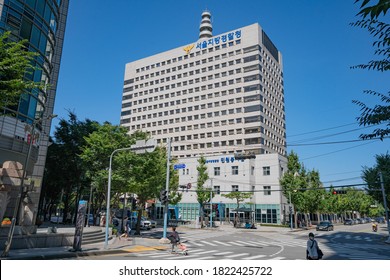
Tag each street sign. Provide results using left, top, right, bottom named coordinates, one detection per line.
left=174, top=164, right=186, bottom=170
left=131, top=139, right=157, bottom=154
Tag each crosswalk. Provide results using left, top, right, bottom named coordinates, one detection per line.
left=124, top=236, right=389, bottom=260
left=126, top=250, right=289, bottom=260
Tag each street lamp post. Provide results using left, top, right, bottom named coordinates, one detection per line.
left=2, top=114, right=56, bottom=257
left=104, top=147, right=133, bottom=249
left=289, top=191, right=293, bottom=230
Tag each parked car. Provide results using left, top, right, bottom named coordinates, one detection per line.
left=316, top=221, right=334, bottom=231
left=129, top=217, right=151, bottom=230
left=143, top=217, right=157, bottom=228
left=50, top=216, right=63, bottom=223
left=375, top=217, right=385, bottom=224
left=344, top=219, right=353, bottom=225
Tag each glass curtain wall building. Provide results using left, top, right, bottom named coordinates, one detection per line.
left=0, top=0, right=69, bottom=225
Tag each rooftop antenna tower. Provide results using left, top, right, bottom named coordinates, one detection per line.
left=199, top=10, right=212, bottom=39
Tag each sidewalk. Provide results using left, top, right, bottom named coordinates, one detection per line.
left=1, top=224, right=168, bottom=260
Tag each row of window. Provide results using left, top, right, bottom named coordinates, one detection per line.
left=211, top=186, right=273, bottom=195
left=209, top=166, right=271, bottom=176
left=122, top=88, right=263, bottom=108
left=134, top=40, right=244, bottom=74
left=124, top=69, right=263, bottom=93
left=168, top=138, right=285, bottom=152
left=122, top=92, right=262, bottom=112
left=124, top=59, right=262, bottom=94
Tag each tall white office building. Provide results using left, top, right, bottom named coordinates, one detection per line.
left=121, top=12, right=288, bottom=225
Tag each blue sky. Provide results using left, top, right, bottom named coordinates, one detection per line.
left=53, top=0, right=388, bottom=187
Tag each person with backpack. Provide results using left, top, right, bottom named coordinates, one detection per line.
left=306, top=232, right=323, bottom=260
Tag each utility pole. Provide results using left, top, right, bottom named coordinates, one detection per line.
left=379, top=171, right=390, bottom=243
left=289, top=191, right=293, bottom=230
left=210, top=178, right=213, bottom=228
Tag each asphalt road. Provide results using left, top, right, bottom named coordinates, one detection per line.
left=76, top=223, right=390, bottom=260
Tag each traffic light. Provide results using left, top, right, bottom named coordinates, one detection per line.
left=333, top=190, right=347, bottom=195
left=289, top=206, right=293, bottom=213
left=160, top=189, right=168, bottom=204
left=234, top=153, right=256, bottom=160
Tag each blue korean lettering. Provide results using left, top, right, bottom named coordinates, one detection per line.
left=226, top=157, right=230, bottom=163
left=235, top=30, right=241, bottom=38
left=221, top=35, right=227, bottom=42
left=221, top=157, right=225, bottom=163
left=208, top=39, right=214, bottom=45
left=214, top=37, right=220, bottom=44
left=230, top=157, right=235, bottom=163
left=196, top=42, right=202, bottom=49
left=228, top=32, right=234, bottom=40
left=202, top=41, right=207, bottom=48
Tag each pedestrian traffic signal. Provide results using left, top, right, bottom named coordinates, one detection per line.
left=234, top=153, right=256, bottom=160
left=160, top=189, right=168, bottom=204
left=289, top=206, right=293, bottom=213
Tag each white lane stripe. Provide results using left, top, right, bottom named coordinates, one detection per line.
left=226, top=253, right=250, bottom=258
left=200, top=240, right=218, bottom=246
left=243, top=254, right=267, bottom=260
left=213, top=251, right=233, bottom=256
left=189, top=241, right=205, bottom=246
left=227, top=241, right=245, bottom=246
left=192, top=250, right=219, bottom=255
left=234, top=240, right=259, bottom=246
left=269, top=257, right=285, bottom=260
left=196, top=256, right=216, bottom=260
left=213, top=241, right=232, bottom=246
left=245, top=241, right=270, bottom=247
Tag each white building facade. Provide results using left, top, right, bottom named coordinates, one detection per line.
left=172, top=153, right=288, bottom=225
left=122, top=13, right=288, bottom=224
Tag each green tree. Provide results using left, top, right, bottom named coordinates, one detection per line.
left=222, top=192, right=253, bottom=227
left=126, top=144, right=180, bottom=234
left=80, top=122, right=132, bottom=222
left=362, top=153, right=390, bottom=210
left=41, top=112, right=99, bottom=223
left=0, top=31, right=45, bottom=109
left=280, top=151, right=308, bottom=227
left=304, top=170, right=326, bottom=224
left=351, top=0, right=390, bottom=139
left=196, top=155, right=212, bottom=228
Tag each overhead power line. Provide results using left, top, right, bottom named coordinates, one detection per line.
left=288, top=136, right=389, bottom=146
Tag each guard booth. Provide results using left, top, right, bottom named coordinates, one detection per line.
left=229, top=208, right=255, bottom=228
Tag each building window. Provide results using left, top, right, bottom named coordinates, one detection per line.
left=232, top=166, right=239, bottom=175
left=251, top=166, right=255, bottom=176
left=232, top=185, right=239, bottom=192
left=263, top=186, right=271, bottom=196
left=263, top=166, right=271, bottom=176
left=214, top=185, right=220, bottom=195
left=214, top=167, right=220, bottom=176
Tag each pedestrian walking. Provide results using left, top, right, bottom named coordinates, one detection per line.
left=126, top=217, right=132, bottom=239
left=119, top=217, right=130, bottom=240
left=168, top=227, right=180, bottom=253
left=306, top=232, right=323, bottom=260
